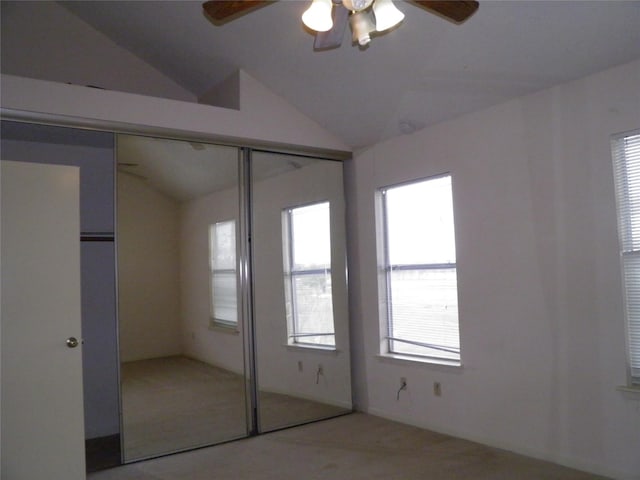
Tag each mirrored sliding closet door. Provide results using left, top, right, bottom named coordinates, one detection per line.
left=0, top=122, right=353, bottom=470
left=117, top=135, right=248, bottom=461
left=251, top=152, right=352, bottom=432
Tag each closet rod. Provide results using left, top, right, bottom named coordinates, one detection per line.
left=80, top=233, right=114, bottom=242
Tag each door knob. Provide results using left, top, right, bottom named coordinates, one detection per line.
left=66, top=337, right=79, bottom=348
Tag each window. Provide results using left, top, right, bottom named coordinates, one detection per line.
left=282, top=202, right=335, bottom=347
left=379, top=175, right=461, bottom=363
left=612, top=130, right=640, bottom=385
left=209, top=220, right=237, bottom=328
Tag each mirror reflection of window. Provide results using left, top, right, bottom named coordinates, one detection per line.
left=117, top=135, right=247, bottom=461
left=282, top=202, right=335, bottom=347
left=209, top=220, right=238, bottom=329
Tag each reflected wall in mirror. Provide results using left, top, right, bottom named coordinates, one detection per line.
left=116, top=135, right=248, bottom=461
left=251, top=152, right=352, bottom=432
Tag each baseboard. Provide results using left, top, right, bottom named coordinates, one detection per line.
left=363, top=407, right=627, bottom=480
left=259, top=385, right=353, bottom=410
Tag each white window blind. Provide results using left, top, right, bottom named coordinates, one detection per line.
left=380, top=175, right=461, bottom=363
left=283, top=202, right=335, bottom=347
left=612, top=131, right=640, bottom=384
left=209, top=220, right=237, bottom=327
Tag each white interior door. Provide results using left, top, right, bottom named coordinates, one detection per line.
left=1, top=160, right=86, bottom=479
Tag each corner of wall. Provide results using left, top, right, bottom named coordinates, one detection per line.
left=198, top=71, right=240, bottom=110
left=237, top=69, right=351, bottom=152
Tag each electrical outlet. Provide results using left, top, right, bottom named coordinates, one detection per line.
left=433, top=381, right=442, bottom=397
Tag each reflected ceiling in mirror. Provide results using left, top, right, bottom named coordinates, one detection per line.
left=117, top=135, right=237, bottom=201
left=117, top=135, right=316, bottom=202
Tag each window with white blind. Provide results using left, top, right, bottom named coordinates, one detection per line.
left=379, top=175, right=461, bottom=363
left=209, top=220, right=237, bottom=328
left=282, top=202, right=335, bottom=347
left=611, top=130, right=640, bottom=385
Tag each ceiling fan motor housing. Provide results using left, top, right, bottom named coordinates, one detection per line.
left=342, top=0, right=375, bottom=12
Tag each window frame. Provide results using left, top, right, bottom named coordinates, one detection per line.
left=282, top=201, right=336, bottom=349
left=378, top=173, right=461, bottom=365
left=611, top=129, right=640, bottom=387
left=208, top=219, right=238, bottom=330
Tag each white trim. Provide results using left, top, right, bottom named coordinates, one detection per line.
left=616, top=385, right=640, bottom=395
left=376, top=354, right=462, bottom=369
left=285, top=344, right=340, bottom=355
left=207, top=321, right=240, bottom=335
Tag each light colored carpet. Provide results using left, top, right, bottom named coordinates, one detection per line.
left=121, top=356, right=248, bottom=460
left=121, top=356, right=347, bottom=460
left=90, top=412, right=609, bottom=480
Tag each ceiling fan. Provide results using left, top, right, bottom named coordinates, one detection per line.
left=203, top=0, right=479, bottom=49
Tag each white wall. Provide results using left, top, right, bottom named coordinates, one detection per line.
left=0, top=1, right=195, bottom=102
left=180, top=185, right=244, bottom=374
left=346, top=59, right=640, bottom=479
left=117, top=173, right=182, bottom=362
left=0, top=74, right=350, bottom=157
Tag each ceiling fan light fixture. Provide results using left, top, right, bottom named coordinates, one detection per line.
left=373, top=0, right=404, bottom=32
left=302, top=0, right=334, bottom=32
left=350, top=10, right=376, bottom=46
left=342, top=0, right=374, bottom=12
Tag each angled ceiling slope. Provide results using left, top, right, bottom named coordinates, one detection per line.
left=11, top=1, right=640, bottom=148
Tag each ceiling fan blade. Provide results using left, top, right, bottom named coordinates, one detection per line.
left=412, top=1, right=479, bottom=24
left=313, top=3, right=350, bottom=51
left=203, top=1, right=274, bottom=24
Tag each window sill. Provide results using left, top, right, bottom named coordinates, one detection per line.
left=285, top=344, right=340, bottom=355
left=208, top=321, right=240, bottom=335
left=376, top=353, right=462, bottom=370
left=616, top=385, right=640, bottom=395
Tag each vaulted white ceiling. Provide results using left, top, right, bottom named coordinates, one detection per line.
left=10, top=1, right=640, bottom=149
